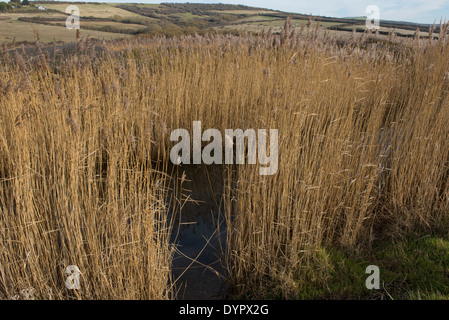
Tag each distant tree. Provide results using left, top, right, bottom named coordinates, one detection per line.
left=22, top=0, right=30, bottom=5
left=9, top=0, right=20, bottom=4
left=0, top=1, right=12, bottom=11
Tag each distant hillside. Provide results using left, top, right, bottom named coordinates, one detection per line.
left=0, top=2, right=442, bottom=44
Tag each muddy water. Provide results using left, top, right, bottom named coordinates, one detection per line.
left=168, top=165, right=228, bottom=300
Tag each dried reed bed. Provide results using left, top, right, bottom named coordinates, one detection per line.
left=1, top=22, right=449, bottom=299
left=220, top=27, right=449, bottom=298
left=0, top=40, right=179, bottom=299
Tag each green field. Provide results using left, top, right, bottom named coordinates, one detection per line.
left=40, top=3, right=144, bottom=18
left=0, top=11, right=131, bottom=43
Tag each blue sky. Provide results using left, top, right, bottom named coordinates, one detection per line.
left=73, top=0, right=449, bottom=24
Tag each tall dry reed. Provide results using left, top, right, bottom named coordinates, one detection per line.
left=1, top=24, right=448, bottom=299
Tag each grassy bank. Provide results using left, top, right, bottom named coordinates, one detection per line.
left=230, top=235, right=449, bottom=300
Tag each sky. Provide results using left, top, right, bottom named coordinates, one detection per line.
left=71, top=0, right=449, bottom=24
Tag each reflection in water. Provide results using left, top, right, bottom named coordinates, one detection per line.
left=168, top=165, right=227, bottom=300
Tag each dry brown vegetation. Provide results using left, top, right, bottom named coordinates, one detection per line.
left=1, top=20, right=449, bottom=299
